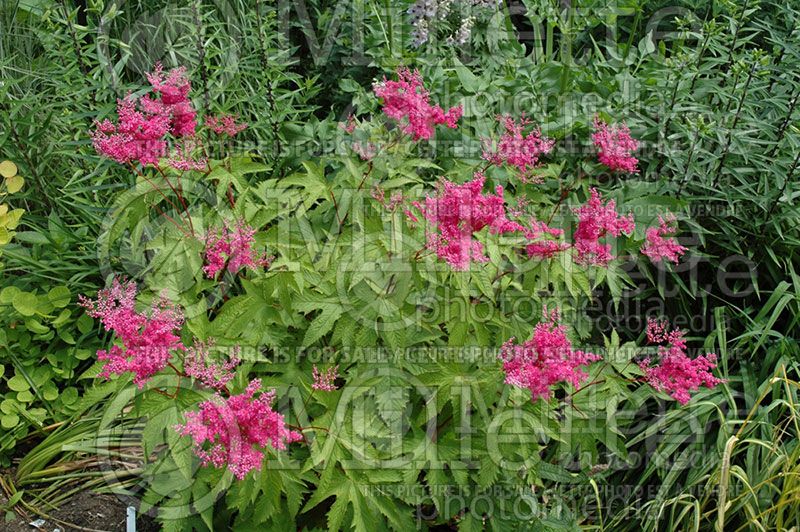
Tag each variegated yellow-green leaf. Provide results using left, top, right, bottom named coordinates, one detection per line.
left=0, top=160, right=17, bottom=178
left=6, top=175, right=24, bottom=194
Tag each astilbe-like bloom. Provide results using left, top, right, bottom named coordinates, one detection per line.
left=175, top=379, right=302, bottom=479
left=167, top=138, right=208, bottom=172
left=184, top=341, right=240, bottom=391
left=92, top=97, right=172, bottom=166
left=352, top=141, right=378, bottom=161
left=339, top=114, right=357, bottom=134
left=92, top=64, right=198, bottom=166
left=203, top=221, right=272, bottom=278
left=311, top=365, right=339, bottom=392
left=78, top=278, right=184, bottom=388
left=638, top=318, right=721, bottom=405
left=145, top=63, right=197, bottom=137
left=573, top=188, right=635, bottom=266
left=641, top=214, right=687, bottom=264
left=482, top=115, right=555, bottom=178
left=500, top=310, right=601, bottom=401
left=412, top=173, right=524, bottom=270
left=524, top=219, right=570, bottom=259
left=373, top=68, right=462, bottom=141
left=592, top=117, right=639, bottom=173
left=371, top=186, right=405, bottom=211
left=206, top=114, right=248, bottom=137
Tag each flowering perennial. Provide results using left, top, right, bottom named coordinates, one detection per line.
left=175, top=379, right=302, bottom=479
left=639, top=318, right=721, bottom=404
left=92, top=97, right=171, bottom=166
left=592, top=117, right=639, bottom=173
left=413, top=173, right=523, bottom=270
left=482, top=115, right=555, bottom=177
left=203, top=221, right=272, bottom=278
left=184, top=341, right=240, bottom=391
left=524, top=220, right=570, bottom=259
left=573, top=188, right=635, bottom=265
left=92, top=64, right=198, bottom=166
left=145, top=63, right=197, bottom=137
left=167, top=139, right=208, bottom=172
left=500, top=310, right=600, bottom=401
left=311, top=365, right=339, bottom=391
left=373, top=68, right=462, bottom=141
left=78, top=278, right=184, bottom=388
left=641, top=214, right=687, bottom=264
left=206, top=114, right=248, bottom=137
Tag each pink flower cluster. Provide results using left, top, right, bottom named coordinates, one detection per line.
left=592, top=117, right=639, bottom=173
left=175, top=379, right=302, bottom=479
left=206, top=114, right=248, bottom=137
left=371, top=186, right=405, bottom=211
left=184, top=341, right=240, bottom=391
left=524, top=220, right=570, bottom=259
left=500, top=310, right=600, bottom=401
left=311, top=365, right=339, bottom=391
left=412, top=173, right=524, bottom=270
left=641, top=214, right=687, bottom=264
left=373, top=68, right=462, bottom=141
left=573, top=188, right=635, bottom=265
left=78, top=278, right=184, bottom=388
left=92, top=97, right=171, bottom=166
left=639, top=318, right=721, bottom=404
left=167, top=139, right=208, bottom=171
left=482, top=115, right=555, bottom=178
left=203, top=221, right=272, bottom=278
left=146, top=64, right=197, bottom=137
left=92, top=64, right=198, bottom=166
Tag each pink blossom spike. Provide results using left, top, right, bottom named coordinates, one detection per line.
left=146, top=63, right=197, bottom=137
left=203, top=221, right=273, bottom=279
left=572, top=188, right=634, bottom=266
left=175, top=379, right=302, bottom=479
left=592, top=117, right=639, bottom=173
left=184, top=341, right=240, bottom=391
left=78, top=278, right=184, bottom=388
left=410, top=173, right=525, bottom=270
left=524, top=219, right=570, bottom=259
left=500, top=310, right=601, bottom=401
left=482, top=115, right=555, bottom=177
left=641, top=214, right=687, bottom=264
left=311, top=365, right=339, bottom=391
left=206, top=114, right=248, bottom=137
left=639, top=320, right=721, bottom=405
left=373, top=67, right=462, bottom=141
left=92, top=96, right=171, bottom=166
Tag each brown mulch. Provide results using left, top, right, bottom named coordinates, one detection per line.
left=2, top=491, right=159, bottom=532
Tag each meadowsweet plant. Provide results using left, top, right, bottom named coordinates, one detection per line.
left=81, top=65, right=725, bottom=530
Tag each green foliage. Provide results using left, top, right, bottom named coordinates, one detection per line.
left=1, top=0, right=799, bottom=531
left=0, top=284, right=97, bottom=463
